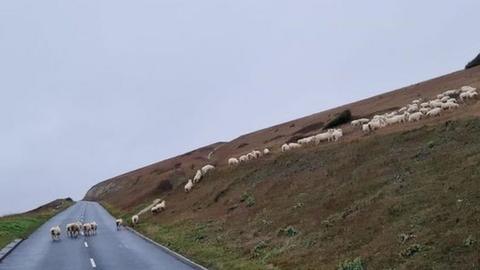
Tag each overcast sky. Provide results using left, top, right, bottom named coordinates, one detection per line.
left=0, top=1, right=478, bottom=215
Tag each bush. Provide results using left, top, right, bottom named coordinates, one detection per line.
left=337, top=257, right=364, bottom=270
left=278, top=226, right=298, bottom=237
left=324, top=110, right=352, bottom=129
left=240, top=192, right=256, bottom=207
left=466, top=52, right=480, bottom=69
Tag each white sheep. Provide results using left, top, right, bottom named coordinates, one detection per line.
left=228, top=158, right=239, bottom=166
left=184, top=179, right=193, bottom=192
left=151, top=201, right=166, bottom=214
left=297, top=136, right=314, bottom=145
left=408, top=112, right=423, bottom=122
left=263, top=148, right=270, bottom=155
left=437, top=94, right=445, bottom=99
left=50, top=226, right=61, bottom=241
left=90, top=221, right=97, bottom=235
left=443, top=89, right=458, bottom=96
left=116, top=219, right=123, bottom=230
left=442, top=101, right=459, bottom=110
left=314, top=131, right=332, bottom=144
left=460, top=90, right=478, bottom=101
left=412, top=99, right=422, bottom=104
left=288, top=142, right=302, bottom=149
left=201, top=164, right=215, bottom=175
left=239, top=155, right=249, bottom=162
left=419, top=108, right=430, bottom=114
left=386, top=115, right=404, bottom=125
left=398, top=107, right=407, bottom=113
left=461, top=86, right=476, bottom=92
left=362, top=124, right=371, bottom=133
left=131, top=215, right=139, bottom=227
left=252, top=150, right=263, bottom=158
left=281, top=144, right=290, bottom=152
left=193, top=170, right=202, bottom=183
left=429, top=100, right=443, bottom=108
left=426, top=107, right=442, bottom=117
left=331, top=129, right=343, bottom=141
left=66, top=222, right=81, bottom=238
left=83, top=223, right=92, bottom=236
left=440, top=96, right=449, bottom=102
left=246, top=152, right=256, bottom=160
left=420, top=102, right=430, bottom=108
left=407, top=104, right=419, bottom=113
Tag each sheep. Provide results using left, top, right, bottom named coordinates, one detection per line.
left=193, top=170, right=202, bottom=183
left=83, top=223, right=93, bottom=236
left=442, top=101, right=459, bottom=110
left=297, top=136, right=314, bottom=145
left=246, top=152, right=256, bottom=160
left=426, top=107, right=442, bottom=117
left=368, top=118, right=386, bottom=131
left=440, top=96, right=450, bottom=102
left=50, top=226, right=61, bottom=241
left=412, top=99, right=422, bottom=104
left=201, top=164, right=215, bottom=175
left=407, top=104, right=419, bottom=113
left=419, top=108, right=429, bottom=114
left=131, top=215, right=139, bottom=227
left=408, top=112, right=423, bottom=122
left=398, top=107, right=407, bottom=113
left=460, top=90, right=478, bottom=101
left=252, top=150, right=263, bottom=158
left=151, top=200, right=166, bottom=214
left=239, top=155, right=249, bottom=162
left=447, top=98, right=457, bottom=103
left=281, top=144, right=290, bottom=152
left=90, top=221, right=97, bottom=235
left=362, top=124, right=371, bottom=133
left=443, top=89, right=458, bottom=96
left=288, top=142, right=302, bottom=149
left=184, top=179, right=193, bottom=192
left=228, top=157, right=239, bottom=166
left=461, top=86, right=476, bottom=92
left=386, top=115, right=404, bottom=125
left=429, top=100, right=443, bottom=108
left=314, top=131, right=332, bottom=144
left=331, top=129, right=343, bottom=141
left=351, top=118, right=369, bottom=127
left=263, top=148, right=270, bottom=155
left=437, top=94, right=445, bottom=99
left=66, top=223, right=81, bottom=238
left=420, top=102, right=430, bottom=108
left=116, top=219, right=123, bottom=230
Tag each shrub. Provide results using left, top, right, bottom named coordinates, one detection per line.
left=240, top=192, right=256, bottom=207
left=400, top=244, right=421, bottom=258
left=324, top=110, right=352, bottom=129
left=337, top=257, right=364, bottom=270
left=278, top=226, right=298, bottom=237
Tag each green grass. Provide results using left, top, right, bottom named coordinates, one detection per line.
left=0, top=200, right=73, bottom=249
left=135, top=222, right=276, bottom=270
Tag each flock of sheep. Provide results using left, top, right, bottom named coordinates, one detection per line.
left=50, top=85, right=477, bottom=240
left=356, top=86, right=477, bottom=133
left=49, top=221, right=98, bottom=241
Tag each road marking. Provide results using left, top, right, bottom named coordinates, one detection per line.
left=84, top=242, right=88, bottom=247
left=90, top=258, right=96, bottom=268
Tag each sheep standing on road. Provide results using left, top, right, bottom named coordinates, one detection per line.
left=83, top=223, right=92, bottom=236
left=90, top=222, right=97, bottom=235
left=131, top=215, right=139, bottom=227
left=50, top=226, right=61, bottom=241
left=184, top=179, right=193, bottom=193
left=66, top=223, right=81, bottom=238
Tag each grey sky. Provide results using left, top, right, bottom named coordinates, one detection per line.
left=0, top=1, right=478, bottom=215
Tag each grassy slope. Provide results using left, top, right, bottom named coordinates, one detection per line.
left=0, top=199, right=73, bottom=249
left=106, top=118, right=480, bottom=270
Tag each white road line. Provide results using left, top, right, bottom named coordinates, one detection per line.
left=84, top=242, right=88, bottom=247
left=90, top=258, right=96, bottom=268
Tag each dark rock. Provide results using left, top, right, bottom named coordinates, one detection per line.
left=466, top=52, right=480, bottom=69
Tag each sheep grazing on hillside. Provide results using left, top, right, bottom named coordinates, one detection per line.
left=252, top=150, right=262, bottom=158
left=228, top=157, right=239, bottom=166
left=461, top=86, right=476, bottom=92
left=281, top=143, right=290, bottom=152
left=408, top=112, right=423, bottom=122
left=314, top=131, right=331, bottom=144
left=263, top=148, right=270, bottom=155
left=239, top=155, right=248, bottom=163
left=83, top=223, right=93, bottom=236
left=116, top=219, right=123, bottom=230
left=426, top=107, right=442, bottom=117
left=297, top=136, right=314, bottom=145
left=362, top=124, right=370, bottom=133
left=331, top=129, right=343, bottom=141
left=420, top=102, right=430, bottom=108
left=151, top=200, right=166, bottom=214
left=443, top=89, right=458, bottom=96
left=407, top=104, right=419, bottom=113
left=201, top=164, right=215, bottom=175
left=412, top=99, right=422, bottom=104
left=460, top=90, right=478, bottom=101
left=131, top=215, right=139, bottom=227
left=419, top=108, right=430, bottom=114
left=429, top=100, right=443, bottom=108
left=50, top=226, right=61, bottom=241
left=442, top=101, right=459, bottom=110
left=288, top=143, right=302, bottom=149
left=193, top=170, right=202, bottom=183
left=246, top=152, right=256, bottom=160
left=351, top=118, right=370, bottom=127
left=184, top=179, right=193, bottom=193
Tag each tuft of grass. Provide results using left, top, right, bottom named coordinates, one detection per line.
left=278, top=226, right=298, bottom=237
left=337, top=257, right=365, bottom=270
left=240, top=192, right=256, bottom=207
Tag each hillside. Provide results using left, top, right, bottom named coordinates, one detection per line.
left=0, top=198, right=73, bottom=249
left=85, top=66, right=480, bottom=269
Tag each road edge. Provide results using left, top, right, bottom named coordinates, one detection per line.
left=125, top=227, right=208, bottom=270
left=0, top=239, right=23, bottom=262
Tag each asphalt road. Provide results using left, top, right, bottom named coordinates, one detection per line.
left=0, top=201, right=197, bottom=270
